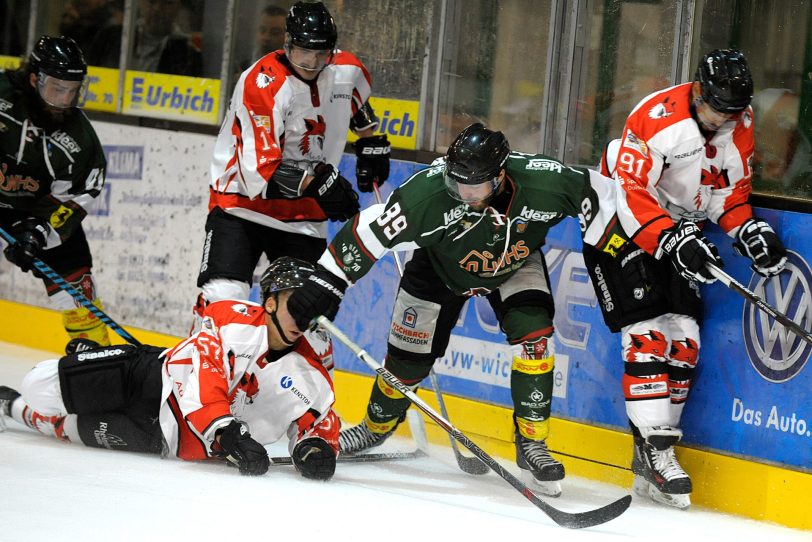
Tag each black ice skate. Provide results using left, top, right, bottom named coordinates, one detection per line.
left=339, top=421, right=394, bottom=454
left=0, top=386, right=21, bottom=432
left=632, top=426, right=692, bottom=509
left=515, top=432, right=565, bottom=497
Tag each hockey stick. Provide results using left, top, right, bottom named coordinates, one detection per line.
left=371, top=184, right=488, bottom=475
left=706, top=263, right=812, bottom=346
left=318, top=316, right=631, bottom=529
left=0, top=226, right=142, bottom=346
left=269, top=448, right=427, bottom=467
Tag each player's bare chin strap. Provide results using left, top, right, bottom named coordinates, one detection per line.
left=266, top=300, right=297, bottom=346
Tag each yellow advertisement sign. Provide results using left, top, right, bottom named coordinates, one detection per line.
left=122, top=71, right=220, bottom=125
left=0, top=55, right=21, bottom=71
left=346, top=96, right=419, bottom=150
left=84, top=66, right=119, bottom=113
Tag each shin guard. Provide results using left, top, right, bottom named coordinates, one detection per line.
left=510, top=334, right=555, bottom=440
left=61, top=298, right=111, bottom=346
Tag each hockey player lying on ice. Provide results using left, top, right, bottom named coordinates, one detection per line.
left=0, top=257, right=340, bottom=480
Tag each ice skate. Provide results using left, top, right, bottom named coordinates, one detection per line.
left=632, top=428, right=692, bottom=510
left=515, top=432, right=565, bottom=497
left=0, top=386, right=21, bottom=432
left=339, top=421, right=394, bottom=454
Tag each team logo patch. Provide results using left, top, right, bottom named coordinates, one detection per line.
left=624, top=132, right=649, bottom=157
left=252, top=114, right=271, bottom=133
left=50, top=205, right=73, bottom=229
left=648, top=97, right=676, bottom=119
left=402, top=307, right=417, bottom=328
left=602, top=233, right=627, bottom=257
left=299, top=115, right=326, bottom=156
left=743, top=251, right=812, bottom=382
left=231, top=303, right=250, bottom=317
left=255, top=72, right=274, bottom=88
left=280, top=376, right=293, bottom=389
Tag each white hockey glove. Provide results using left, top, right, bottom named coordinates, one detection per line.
left=733, top=218, right=787, bottom=277
left=656, top=219, right=722, bottom=284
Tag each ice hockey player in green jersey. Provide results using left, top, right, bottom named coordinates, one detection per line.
left=287, top=123, right=628, bottom=496
left=0, top=36, right=110, bottom=350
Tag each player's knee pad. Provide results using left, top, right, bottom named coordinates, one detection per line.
left=621, top=318, right=671, bottom=426
left=510, top=332, right=555, bottom=440
left=58, top=345, right=138, bottom=414
left=21, top=358, right=66, bottom=416
left=60, top=298, right=111, bottom=346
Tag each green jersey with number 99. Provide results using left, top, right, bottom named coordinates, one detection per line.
left=320, top=152, right=627, bottom=296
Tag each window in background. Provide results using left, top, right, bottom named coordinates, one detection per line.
left=434, top=0, right=552, bottom=154
left=230, top=1, right=293, bottom=91
left=695, top=0, right=812, bottom=199
left=566, top=0, right=677, bottom=166
left=0, top=0, right=30, bottom=58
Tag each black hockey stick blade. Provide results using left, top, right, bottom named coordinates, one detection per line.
left=269, top=449, right=426, bottom=466
left=428, top=371, right=489, bottom=475
left=539, top=493, right=632, bottom=529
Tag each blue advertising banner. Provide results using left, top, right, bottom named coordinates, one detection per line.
left=328, top=155, right=812, bottom=471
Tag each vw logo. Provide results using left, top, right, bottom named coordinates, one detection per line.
left=743, top=251, right=812, bottom=382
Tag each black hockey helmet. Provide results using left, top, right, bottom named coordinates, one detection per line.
left=695, top=49, right=753, bottom=113
left=260, top=256, right=315, bottom=301
left=285, top=1, right=337, bottom=50
left=444, top=123, right=510, bottom=203
left=28, top=35, right=87, bottom=81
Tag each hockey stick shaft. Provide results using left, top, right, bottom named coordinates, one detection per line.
left=0, top=226, right=142, bottom=346
left=269, top=449, right=426, bottom=466
left=318, top=316, right=631, bottom=529
left=371, top=184, right=486, bottom=474
left=707, top=263, right=812, bottom=346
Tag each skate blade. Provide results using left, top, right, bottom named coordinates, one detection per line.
left=633, top=475, right=691, bottom=510
left=521, top=469, right=562, bottom=497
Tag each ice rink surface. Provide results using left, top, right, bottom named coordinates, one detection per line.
left=1, top=341, right=810, bottom=542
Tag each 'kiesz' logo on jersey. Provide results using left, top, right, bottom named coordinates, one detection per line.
left=743, top=251, right=812, bottom=382
left=77, top=348, right=125, bottom=361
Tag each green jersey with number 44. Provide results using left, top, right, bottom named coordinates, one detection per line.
left=320, top=152, right=628, bottom=295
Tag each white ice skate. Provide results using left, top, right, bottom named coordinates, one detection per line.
left=632, top=428, right=692, bottom=510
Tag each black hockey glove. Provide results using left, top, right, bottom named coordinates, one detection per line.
left=733, top=218, right=787, bottom=277
left=656, top=219, right=722, bottom=284
left=4, top=217, right=48, bottom=273
left=217, top=420, right=270, bottom=476
left=287, top=265, right=347, bottom=332
left=354, top=135, right=391, bottom=192
left=303, top=163, right=360, bottom=222
left=292, top=437, right=337, bottom=481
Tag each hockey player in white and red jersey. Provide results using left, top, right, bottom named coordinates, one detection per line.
left=0, top=257, right=341, bottom=480
left=584, top=50, right=788, bottom=509
left=194, top=1, right=390, bottom=328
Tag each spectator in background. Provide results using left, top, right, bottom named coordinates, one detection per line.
left=87, top=0, right=202, bottom=77
left=257, top=5, right=288, bottom=57
left=59, top=0, right=122, bottom=58
left=236, top=5, right=288, bottom=78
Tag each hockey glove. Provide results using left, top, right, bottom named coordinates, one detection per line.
left=4, top=217, right=48, bottom=273
left=354, top=135, right=391, bottom=192
left=733, top=218, right=787, bottom=277
left=217, top=420, right=270, bottom=476
left=656, top=219, right=722, bottom=284
left=287, top=265, right=347, bottom=332
left=292, top=437, right=337, bottom=481
left=303, top=163, right=360, bottom=222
